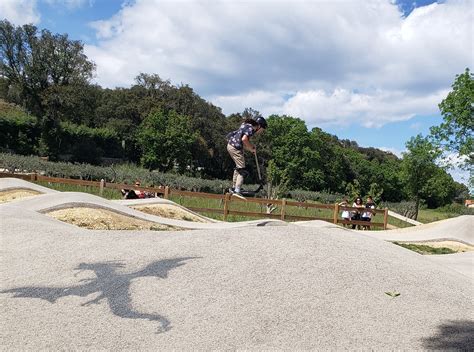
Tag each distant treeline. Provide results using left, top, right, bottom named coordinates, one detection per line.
left=0, top=19, right=468, bottom=207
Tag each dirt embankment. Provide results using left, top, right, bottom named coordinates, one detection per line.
left=0, top=189, right=41, bottom=203
left=131, top=204, right=210, bottom=223
left=46, top=207, right=179, bottom=231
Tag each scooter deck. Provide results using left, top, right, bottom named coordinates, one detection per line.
left=228, top=188, right=257, bottom=198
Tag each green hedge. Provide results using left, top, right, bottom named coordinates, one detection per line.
left=0, top=153, right=345, bottom=202
left=0, top=102, right=122, bottom=162
left=0, top=103, right=39, bottom=154
left=59, top=122, right=123, bottom=163
left=0, top=153, right=229, bottom=193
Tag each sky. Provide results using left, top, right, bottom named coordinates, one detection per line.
left=1, top=0, right=473, bottom=185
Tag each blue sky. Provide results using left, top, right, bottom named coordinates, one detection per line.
left=2, top=0, right=472, bottom=185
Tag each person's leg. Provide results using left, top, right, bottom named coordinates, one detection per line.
left=227, top=144, right=246, bottom=192
left=352, top=213, right=360, bottom=229
left=360, top=217, right=369, bottom=230
left=366, top=218, right=372, bottom=230
left=232, top=169, right=238, bottom=189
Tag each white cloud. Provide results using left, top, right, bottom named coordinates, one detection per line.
left=45, top=0, right=92, bottom=10
left=212, top=87, right=448, bottom=127
left=0, top=0, right=40, bottom=25
left=84, top=0, right=473, bottom=126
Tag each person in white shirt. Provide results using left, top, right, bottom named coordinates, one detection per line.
left=338, top=198, right=351, bottom=227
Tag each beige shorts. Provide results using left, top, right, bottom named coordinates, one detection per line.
left=227, top=144, right=245, bottom=168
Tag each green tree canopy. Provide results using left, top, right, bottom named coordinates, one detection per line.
left=0, top=19, right=95, bottom=118
left=430, top=68, right=473, bottom=166
left=401, top=135, right=442, bottom=219
left=137, top=109, right=197, bottom=173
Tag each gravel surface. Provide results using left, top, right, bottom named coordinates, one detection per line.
left=0, top=189, right=41, bottom=203
left=131, top=204, right=211, bottom=223
left=47, top=207, right=177, bottom=231
left=116, top=198, right=220, bottom=223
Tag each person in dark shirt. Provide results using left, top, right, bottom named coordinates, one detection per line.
left=226, top=116, right=267, bottom=198
left=361, top=196, right=376, bottom=230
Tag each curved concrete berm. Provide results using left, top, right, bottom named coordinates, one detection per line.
left=0, top=177, right=60, bottom=194
left=115, top=197, right=221, bottom=223
left=4, top=191, right=285, bottom=230
left=365, top=215, right=474, bottom=245
left=1, top=204, right=473, bottom=350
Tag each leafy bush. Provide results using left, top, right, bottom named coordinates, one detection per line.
left=0, top=100, right=122, bottom=162
left=60, top=122, right=122, bottom=162
left=0, top=101, right=39, bottom=154
left=0, top=153, right=230, bottom=193
left=436, top=203, right=474, bottom=215
left=288, top=189, right=343, bottom=204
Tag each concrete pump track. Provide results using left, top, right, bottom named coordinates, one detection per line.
left=1, top=178, right=473, bottom=350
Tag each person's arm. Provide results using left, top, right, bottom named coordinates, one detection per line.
left=242, top=134, right=256, bottom=153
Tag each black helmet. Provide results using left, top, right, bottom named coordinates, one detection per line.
left=255, top=116, right=267, bottom=129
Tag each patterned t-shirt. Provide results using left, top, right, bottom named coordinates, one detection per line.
left=226, top=123, right=255, bottom=150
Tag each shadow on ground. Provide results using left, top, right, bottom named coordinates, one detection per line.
left=422, top=320, right=474, bottom=350
left=1, top=257, right=198, bottom=333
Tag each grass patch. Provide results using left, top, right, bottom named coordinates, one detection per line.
left=35, top=181, right=122, bottom=199
left=416, top=209, right=465, bottom=224
left=393, top=242, right=456, bottom=255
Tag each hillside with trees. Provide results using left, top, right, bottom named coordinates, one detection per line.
left=0, top=20, right=470, bottom=210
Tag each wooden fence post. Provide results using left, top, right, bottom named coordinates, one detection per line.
left=164, top=186, right=170, bottom=199
left=383, top=208, right=388, bottom=230
left=30, top=173, right=37, bottom=181
left=99, top=179, right=105, bottom=197
left=333, top=203, right=339, bottom=224
left=281, top=199, right=287, bottom=221
left=223, top=192, right=231, bottom=221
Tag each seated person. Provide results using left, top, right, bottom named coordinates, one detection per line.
left=338, top=198, right=351, bottom=227
left=361, top=196, right=376, bottom=230
left=121, top=182, right=137, bottom=199
left=133, top=181, right=146, bottom=198
left=351, top=197, right=364, bottom=229
left=121, top=181, right=144, bottom=199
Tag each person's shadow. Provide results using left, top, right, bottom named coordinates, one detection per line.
left=1, top=257, right=198, bottom=333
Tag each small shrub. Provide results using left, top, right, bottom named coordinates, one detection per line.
left=381, top=201, right=417, bottom=219
left=288, top=189, right=342, bottom=204
left=436, top=203, right=474, bottom=215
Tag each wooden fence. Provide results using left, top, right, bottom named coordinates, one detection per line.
left=1, top=172, right=389, bottom=229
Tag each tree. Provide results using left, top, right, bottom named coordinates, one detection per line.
left=430, top=68, right=473, bottom=167
left=0, top=19, right=95, bottom=118
left=401, top=135, right=441, bottom=219
left=259, top=115, right=325, bottom=190
left=0, top=20, right=96, bottom=155
left=137, top=109, right=196, bottom=172
left=421, top=168, right=457, bottom=208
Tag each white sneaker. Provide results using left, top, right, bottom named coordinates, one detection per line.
left=230, top=189, right=246, bottom=200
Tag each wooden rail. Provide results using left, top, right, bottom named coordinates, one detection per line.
left=1, top=172, right=389, bottom=229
